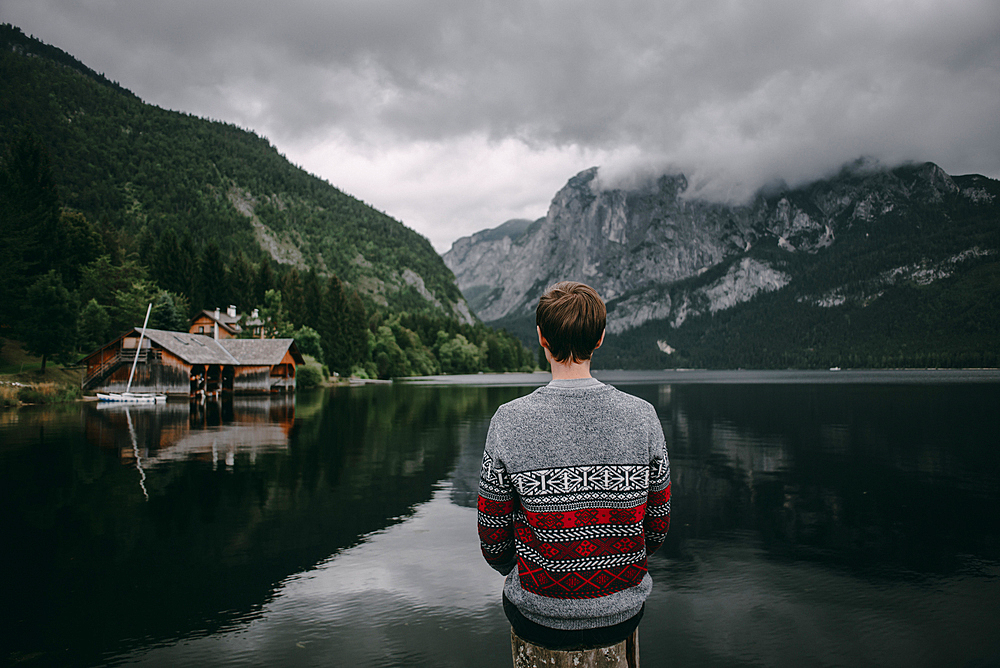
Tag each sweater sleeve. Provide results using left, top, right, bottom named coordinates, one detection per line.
left=644, top=413, right=671, bottom=556
left=477, top=416, right=517, bottom=575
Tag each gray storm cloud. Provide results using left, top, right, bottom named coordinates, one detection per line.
left=5, top=0, right=1000, bottom=228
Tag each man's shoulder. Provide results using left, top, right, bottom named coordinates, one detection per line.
left=493, top=387, right=546, bottom=417
left=495, top=383, right=654, bottom=415
left=603, top=385, right=659, bottom=423
left=603, top=384, right=653, bottom=407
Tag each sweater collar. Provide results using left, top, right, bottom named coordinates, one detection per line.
left=546, top=377, right=603, bottom=390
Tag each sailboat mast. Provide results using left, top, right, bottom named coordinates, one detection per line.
left=125, top=303, right=153, bottom=394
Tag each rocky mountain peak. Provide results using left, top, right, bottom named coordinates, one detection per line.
left=443, top=160, right=995, bottom=340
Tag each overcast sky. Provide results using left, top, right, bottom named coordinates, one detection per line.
left=4, top=0, right=999, bottom=252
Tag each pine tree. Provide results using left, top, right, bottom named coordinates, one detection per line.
left=254, top=260, right=276, bottom=307
left=281, top=268, right=306, bottom=328
left=0, top=130, right=61, bottom=327
left=197, top=241, right=228, bottom=311
left=148, top=291, right=189, bottom=332
left=343, top=290, right=368, bottom=368
left=301, top=269, right=323, bottom=330
left=53, top=211, right=104, bottom=288
left=319, top=275, right=348, bottom=373
left=229, top=250, right=256, bottom=313
left=77, top=299, right=111, bottom=352
left=21, top=271, right=78, bottom=372
left=151, top=228, right=185, bottom=296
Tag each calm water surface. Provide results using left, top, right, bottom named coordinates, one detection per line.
left=1, top=371, right=998, bottom=667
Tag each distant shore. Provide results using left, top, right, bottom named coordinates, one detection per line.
left=4, top=367, right=998, bottom=409
left=397, top=368, right=1000, bottom=386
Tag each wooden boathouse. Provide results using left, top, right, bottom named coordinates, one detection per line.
left=81, top=328, right=304, bottom=397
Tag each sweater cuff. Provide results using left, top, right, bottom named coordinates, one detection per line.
left=491, top=558, right=516, bottom=576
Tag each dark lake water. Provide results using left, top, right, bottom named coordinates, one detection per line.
left=2, top=370, right=999, bottom=667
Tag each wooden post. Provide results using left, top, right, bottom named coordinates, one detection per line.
left=511, top=628, right=639, bottom=668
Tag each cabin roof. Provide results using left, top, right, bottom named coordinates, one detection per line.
left=220, top=338, right=304, bottom=365
left=142, top=329, right=240, bottom=365
left=192, top=309, right=242, bottom=335
left=81, top=329, right=303, bottom=367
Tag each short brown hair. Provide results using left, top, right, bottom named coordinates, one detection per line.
left=536, top=281, right=606, bottom=363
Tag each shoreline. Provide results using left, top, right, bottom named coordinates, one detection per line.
left=397, top=367, right=1000, bottom=386
left=5, top=366, right=999, bottom=408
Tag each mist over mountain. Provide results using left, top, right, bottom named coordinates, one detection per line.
left=444, top=162, right=1000, bottom=368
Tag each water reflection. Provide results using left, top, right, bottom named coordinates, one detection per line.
left=1, top=387, right=516, bottom=667
left=88, top=396, right=295, bottom=471
left=635, top=382, right=1000, bottom=578
left=1, top=377, right=998, bottom=668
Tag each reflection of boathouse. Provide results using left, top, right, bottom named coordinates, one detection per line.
left=81, top=328, right=304, bottom=397
left=86, top=395, right=295, bottom=468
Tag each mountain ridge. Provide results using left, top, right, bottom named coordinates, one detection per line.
left=444, top=161, right=1000, bottom=368
left=1, top=23, right=545, bottom=379
left=0, top=23, right=473, bottom=324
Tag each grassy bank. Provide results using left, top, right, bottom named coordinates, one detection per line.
left=0, top=338, right=84, bottom=406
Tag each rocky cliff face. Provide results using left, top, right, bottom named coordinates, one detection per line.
left=443, top=161, right=994, bottom=334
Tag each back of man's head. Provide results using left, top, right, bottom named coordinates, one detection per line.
left=536, top=281, right=606, bottom=364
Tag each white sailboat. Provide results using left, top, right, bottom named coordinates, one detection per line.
left=97, top=303, right=167, bottom=403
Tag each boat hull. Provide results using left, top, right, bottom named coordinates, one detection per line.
left=97, top=392, right=167, bottom=403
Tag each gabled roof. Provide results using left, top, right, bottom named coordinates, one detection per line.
left=192, top=309, right=242, bottom=335
left=220, top=338, right=304, bottom=365
left=141, top=329, right=240, bottom=365
left=80, top=329, right=303, bottom=367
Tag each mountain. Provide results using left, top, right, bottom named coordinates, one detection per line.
left=0, top=24, right=541, bottom=379
left=444, top=162, right=1000, bottom=368
left=0, top=24, right=472, bottom=324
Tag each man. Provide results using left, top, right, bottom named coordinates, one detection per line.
left=477, top=281, right=671, bottom=654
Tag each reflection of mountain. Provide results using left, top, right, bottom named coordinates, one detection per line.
left=651, top=382, right=1000, bottom=574
left=437, top=379, right=1000, bottom=580
left=7, top=380, right=997, bottom=665
left=447, top=386, right=533, bottom=508
left=448, top=419, right=492, bottom=508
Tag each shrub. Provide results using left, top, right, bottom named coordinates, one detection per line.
left=0, top=385, right=19, bottom=408
left=10, top=382, right=82, bottom=405
left=296, top=364, right=323, bottom=390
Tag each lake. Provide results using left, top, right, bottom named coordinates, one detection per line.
left=1, top=370, right=998, bottom=667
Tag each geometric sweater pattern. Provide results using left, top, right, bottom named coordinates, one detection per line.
left=478, top=378, right=670, bottom=627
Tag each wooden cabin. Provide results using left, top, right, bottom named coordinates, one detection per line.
left=242, top=309, right=265, bottom=339
left=189, top=306, right=243, bottom=339
left=81, top=328, right=304, bottom=397
left=217, top=338, right=303, bottom=393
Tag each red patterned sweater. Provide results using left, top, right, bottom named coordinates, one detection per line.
left=478, top=378, right=670, bottom=630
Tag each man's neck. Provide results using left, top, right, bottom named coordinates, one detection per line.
left=549, top=359, right=593, bottom=380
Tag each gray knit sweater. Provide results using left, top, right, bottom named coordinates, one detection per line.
left=478, top=377, right=671, bottom=630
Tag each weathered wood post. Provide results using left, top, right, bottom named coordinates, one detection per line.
left=511, top=628, right=639, bottom=668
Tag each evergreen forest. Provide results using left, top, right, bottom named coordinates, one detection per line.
left=0, top=24, right=532, bottom=378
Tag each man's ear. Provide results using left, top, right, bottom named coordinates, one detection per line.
left=537, top=325, right=549, bottom=350
left=594, top=328, right=606, bottom=350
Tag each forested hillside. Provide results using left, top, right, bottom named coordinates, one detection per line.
left=0, top=24, right=532, bottom=377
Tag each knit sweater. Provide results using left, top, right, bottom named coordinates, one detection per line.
left=478, top=377, right=671, bottom=631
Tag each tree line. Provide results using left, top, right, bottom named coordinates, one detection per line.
left=0, top=130, right=533, bottom=377
left=0, top=27, right=464, bottom=319
left=597, top=257, right=1000, bottom=371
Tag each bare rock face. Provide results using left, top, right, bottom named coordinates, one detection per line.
left=443, top=161, right=973, bottom=333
